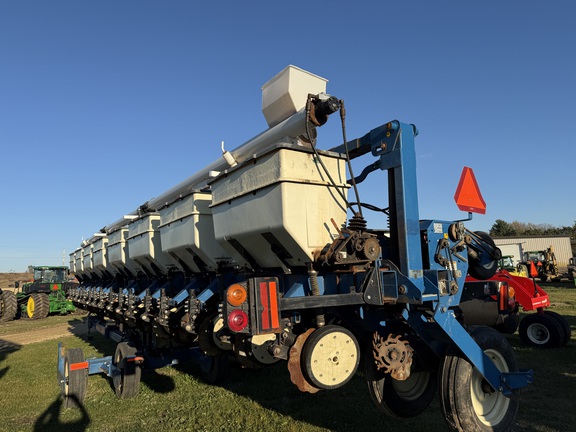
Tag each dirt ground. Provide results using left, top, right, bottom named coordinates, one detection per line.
left=0, top=320, right=89, bottom=352
left=0, top=272, right=32, bottom=292
left=0, top=272, right=88, bottom=352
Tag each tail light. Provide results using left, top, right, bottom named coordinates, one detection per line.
left=227, top=309, right=249, bottom=332
left=224, top=278, right=281, bottom=334
left=225, top=283, right=250, bottom=333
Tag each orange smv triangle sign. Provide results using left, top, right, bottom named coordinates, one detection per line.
left=454, top=167, right=486, bottom=214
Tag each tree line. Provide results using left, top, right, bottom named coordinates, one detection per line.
left=489, top=219, right=576, bottom=238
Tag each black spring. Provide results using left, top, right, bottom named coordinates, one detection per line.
left=348, top=213, right=367, bottom=232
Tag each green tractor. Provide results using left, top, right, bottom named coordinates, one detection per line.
left=16, top=266, right=77, bottom=319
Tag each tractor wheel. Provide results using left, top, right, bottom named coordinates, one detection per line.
left=366, top=358, right=437, bottom=418
left=27, top=293, right=50, bottom=319
left=439, top=326, right=519, bottom=432
left=0, top=291, right=18, bottom=322
left=198, top=353, right=229, bottom=384
left=61, top=348, right=88, bottom=409
left=112, top=342, right=141, bottom=398
left=543, top=310, right=571, bottom=347
left=518, top=313, right=563, bottom=348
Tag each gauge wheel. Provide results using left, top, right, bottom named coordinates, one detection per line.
left=301, top=325, right=360, bottom=390
left=113, top=342, right=141, bottom=398
left=61, top=348, right=88, bottom=409
left=439, top=326, right=519, bottom=431
left=199, top=353, right=229, bottom=384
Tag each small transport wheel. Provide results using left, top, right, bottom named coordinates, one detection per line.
left=301, top=325, right=360, bottom=390
left=468, top=231, right=499, bottom=280
left=27, top=293, right=50, bottom=319
left=543, top=310, right=571, bottom=346
left=113, top=342, right=141, bottom=398
left=0, top=290, right=18, bottom=322
left=439, top=326, right=519, bottom=432
left=518, top=313, right=564, bottom=348
left=199, top=353, right=229, bottom=384
left=366, top=351, right=437, bottom=418
left=61, top=348, right=88, bottom=409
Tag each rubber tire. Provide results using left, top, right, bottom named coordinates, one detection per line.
left=496, top=313, right=520, bottom=335
left=543, top=310, right=571, bottom=347
left=439, top=326, right=519, bottom=432
left=62, top=348, right=88, bottom=409
left=301, top=325, right=360, bottom=390
left=468, top=231, right=499, bottom=280
left=199, top=353, right=229, bottom=384
left=365, top=352, right=437, bottom=418
left=113, top=342, right=141, bottom=398
left=0, top=291, right=18, bottom=322
left=27, top=292, right=50, bottom=319
left=519, top=313, right=563, bottom=348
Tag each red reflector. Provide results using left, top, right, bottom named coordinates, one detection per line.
left=259, top=282, right=270, bottom=330
left=268, top=281, right=279, bottom=329
left=52, top=284, right=59, bottom=291
left=127, top=356, right=144, bottom=363
left=259, top=280, right=280, bottom=331
left=454, top=167, right=486, bottom=214
left=69, top=361, right=89, bottom=371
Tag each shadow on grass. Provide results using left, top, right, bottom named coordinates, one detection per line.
left=71, top=322, right=574, bottom=432
left=0, top=339, right=21, bottom=380
left=33, top=395, right=90, bottom=432
left=174, top=357, right=447, bottom=432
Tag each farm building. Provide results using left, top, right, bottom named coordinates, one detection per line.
left=493, top=235, right=573, bottom=270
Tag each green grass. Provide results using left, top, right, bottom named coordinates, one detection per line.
left=0, top=284, right=574, bottom=432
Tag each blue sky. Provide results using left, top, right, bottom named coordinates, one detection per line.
left=1, top=1, right=574, bottom=272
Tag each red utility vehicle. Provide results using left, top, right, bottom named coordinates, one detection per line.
left=461, top=269, right=570, bottom=348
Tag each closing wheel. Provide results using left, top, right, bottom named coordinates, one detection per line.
left=439, top=326, right=519, bottom=432
left=61, top=348, right=88, bottom=409
left=542, top=310, right=571, bottom=347
left=27, top=293, right=50, bottom=319
left=113, top=342, right=141, bottom=398
left=198, top=353, right=229, bottom=384
left=301, top=325, right=360, bottom=390
left=366, top=351, right=437, bottom=418
left=519, top=313, right=563, bottom=348
left=0, top=290, right=17, bottom=322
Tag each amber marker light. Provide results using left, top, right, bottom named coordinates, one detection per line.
left=227, top=284, right=247, bottom=306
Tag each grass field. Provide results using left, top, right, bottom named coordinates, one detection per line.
left=0, top=283, right=574, bottom=432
